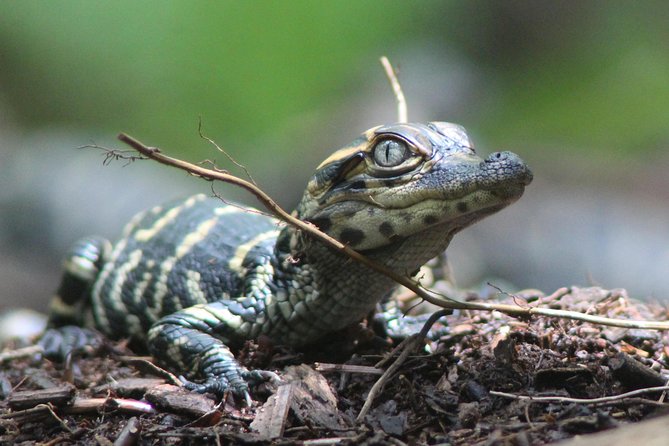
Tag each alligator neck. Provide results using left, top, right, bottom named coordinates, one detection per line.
left=268, top=224, right=455, bottom=346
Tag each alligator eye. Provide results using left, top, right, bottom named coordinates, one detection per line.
left=372, top=139, right=409, bottom=167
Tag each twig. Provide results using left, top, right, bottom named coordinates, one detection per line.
left=65, top=397, right=156, bottom=415
left=357, top=310, right=449, bottom=421
left=490, top=385, right=669, bottom=406
left=113, top=417, right=142, bottom=446
left=302, top=438, right=370, bottom=446
left=209, top=183, right=275, bottom=219
left=0, top=345, right=43, bottom=363
left=115, top=133, right=669, bottom=331
left=314, top=363, right=384, bottom=375
left=380, top=56, right=408, bottom=123
left=42, top=403, right=73, bottom=433
left=81, top=143, right=147, bottom=167
left=198, top=118, right=257, bottom=185
left=118, top=356, right=182, bottom=386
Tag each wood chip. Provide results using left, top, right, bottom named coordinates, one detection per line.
left=609, top=352, right=666, bottom=390
left=94, top=377, right=166, bottom=398
left=7, top=383, right=76, bottom=410
left=113, top=416, right=141, bottom=446
left=144, top=384, right=216, bottom=418
left=250, top=382, right=294, bottom=438
left=283, top=365, right=349, bottom=431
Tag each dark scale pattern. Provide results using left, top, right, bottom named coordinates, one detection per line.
left=378, top=221, right=395, bottom=238
left=92, top=197, right=279, bottom=338
left=45, top=121, right=532, bottom=400
left=339, top=227, right=365, bottom=246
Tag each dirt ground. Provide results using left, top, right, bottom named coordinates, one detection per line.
left=2, top=286, right=669, bottom=445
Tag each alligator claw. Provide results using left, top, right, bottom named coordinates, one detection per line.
left=375, top=311, right=449, bottom=341
left=38, top=325, right=104, bottom=361
left=180, top=368, right=281, bottom=404
left=242, top=369, right=283, bottom=386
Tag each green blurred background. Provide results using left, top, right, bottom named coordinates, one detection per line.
left=1, top=1, right=668, bottom=316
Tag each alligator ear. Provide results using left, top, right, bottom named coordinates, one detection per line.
left=312, top=151, right=365, bottom=191
left=308, top=138, right=368, bottom=196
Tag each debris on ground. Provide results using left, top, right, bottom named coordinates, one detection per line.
left=2, top=286, right=669, bottom=445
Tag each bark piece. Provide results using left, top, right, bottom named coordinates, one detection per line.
left=95, top=377, right=166, bottom=398
left=8, top=383, right=76, bottom=410
left=144, top=384, right=216, bottom=418
left=113, top=416, right=141, bottom=446
left=250, top=381, right=294, bottom=438
left=284, top=364, right=349, bottom=431
left=609, top=352, right=666, bottom=390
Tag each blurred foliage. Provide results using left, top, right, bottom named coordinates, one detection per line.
left=0, top=0, right=667, bottom=159
left=466, top=2, right=669, bottom=155
left=0, top=1, right=436, bottom=156
left=1, top=1, right=668, bottom=303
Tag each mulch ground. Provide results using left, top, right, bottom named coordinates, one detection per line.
left=2, top=286, right=669, bottom=445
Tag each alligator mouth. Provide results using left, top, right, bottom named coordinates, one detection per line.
left=322, top=171, right=531, bottom=213
left=428, top=173, right=530, bottom=208
left=487, top=181, right=530, bottom=201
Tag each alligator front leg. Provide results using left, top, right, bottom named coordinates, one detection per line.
left=147, top=300, right=274, bottom=403
left=40, top=236, right=110, bottom=360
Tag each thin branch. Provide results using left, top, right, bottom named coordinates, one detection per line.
left=80, top=143, right=147, bottom=166
left=198, top=118, right=257, bottom=185
left=314, top=363, right=384, bottom=375
left=356, top=309, right=449, bottom=421
left=65, top=397, right=156, bottom=414
left=117, top=356, right=182, bottom=386
left=39, top=404, right=73, bottom=433
left=209, top=183, right=275, bottom=219
left=113, top=417, right=142, bottom=446
left=380, top=56, right=408, bottom=123
left=0, top=345, right=43, bottom=363
left=115, top=132, right=669, bottom=331
left=490, top=386, right=669, bottom=406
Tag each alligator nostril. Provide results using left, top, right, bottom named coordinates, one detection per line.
left=486, top=151, right=511, bottom=163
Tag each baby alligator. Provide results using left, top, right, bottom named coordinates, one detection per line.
left=41, top=122, right=532, bottom=401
